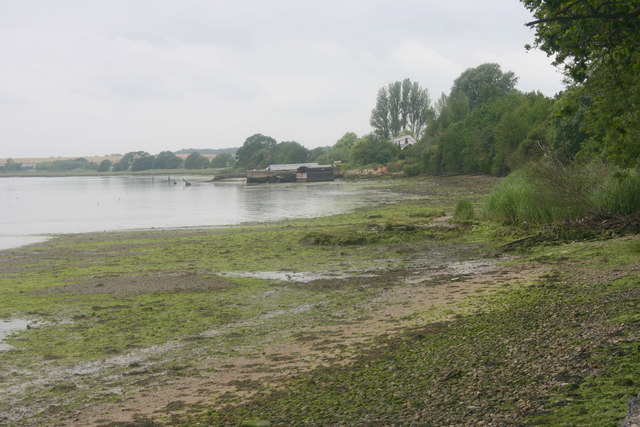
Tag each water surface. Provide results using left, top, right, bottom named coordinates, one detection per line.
left=0, top=176, right=401, bottom=250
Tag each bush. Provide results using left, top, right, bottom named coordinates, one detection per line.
left=97, top=159, right=112, bottom=172
left=403, top=163, right=421, bottom=177
left=453, top=200, right=475, bottom=221
left=589, top=168, right=640, bottom=216
left=485, top=160, right=640, bottom=224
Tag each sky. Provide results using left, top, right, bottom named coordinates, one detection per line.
left=0, top=0, right=565, bottom=158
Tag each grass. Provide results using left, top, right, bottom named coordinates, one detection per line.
left=453, top=199, right=475, bottom=221
left=485, top=161, right=640, bottom=224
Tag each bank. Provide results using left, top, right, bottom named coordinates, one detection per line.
left=0, top=175, right=637, bottom=426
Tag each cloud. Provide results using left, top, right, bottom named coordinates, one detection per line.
left=0, top=0, right=565, bottom=157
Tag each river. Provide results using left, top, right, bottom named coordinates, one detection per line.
left=0, top=175, right=404, bottom=250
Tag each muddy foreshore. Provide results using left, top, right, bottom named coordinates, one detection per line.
left=1, top=175, right=638, bottom=426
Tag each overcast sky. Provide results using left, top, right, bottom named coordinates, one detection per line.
left=0, top=0, right=565, bottom=158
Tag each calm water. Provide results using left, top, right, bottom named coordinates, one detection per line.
left=0, top=176, right=402, bottom=250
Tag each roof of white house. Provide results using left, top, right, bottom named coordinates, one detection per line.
left=392, top=135, right=416, bottom=144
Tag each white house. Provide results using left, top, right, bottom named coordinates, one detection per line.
left=392, top=134, right=417, bottom=150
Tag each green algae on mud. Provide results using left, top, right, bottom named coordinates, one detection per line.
left=187, top=237, right=640, bottom=426
left=0, top=175, right=637, bottom=425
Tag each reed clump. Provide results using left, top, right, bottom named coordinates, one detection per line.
left=485, top=157, right=640, bottom=224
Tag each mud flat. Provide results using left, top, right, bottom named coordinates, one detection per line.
left=0, top=175, right=638, bottom=426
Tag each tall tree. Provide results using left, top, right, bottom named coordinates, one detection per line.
left=327, top=132, right=358, bottom=163
left=521, top=0, right=640, bottom=166
left=235, top=134, right=277, bottom=169
left=351, top=135, right=399, bottom=166
left=270, top=141, right=309, bottom=165
left=184, top=152, right=210, bottom=169
left=370, top=79, right=433, bottom=139
left=153, top=151, right=182, bottom=169
left=451, top=63, right=518, bottom=110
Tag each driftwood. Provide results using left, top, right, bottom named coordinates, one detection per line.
left=499, top=235, right=538, bottom=248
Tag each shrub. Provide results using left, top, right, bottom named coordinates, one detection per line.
left=589, top=167, right=640, bottom=216
left=403, top=163, right=421, bottom=177
left=485, top=159, right=640, bottom=224
left=453, top=200, right=475, bottom=221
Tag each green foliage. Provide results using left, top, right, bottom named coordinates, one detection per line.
left=210, top=152, right=235, bottom=168
left=269, top=141, right=309, bottom=165
left=130, top=154, right=155, bottom=171
left=432, top=90, right=470, bottom=134
left=152, top=151, right=182, bottom=169
left=184, top=152, right=210, bottom=169
left=430, top=92, right=553, bottom=175
left=325, top=132, right=358, bottom=163
left=522, top=0, right=640, bottom=167
left=453, top=199, right=475, bottom=221
left=350, top=135, right=399, bottom=166
left=111, top=151, right=148, bottom=172
left=97, top=159, right=112, bottom=172
left=546, top=87, right=589, bottom=162
left=484, top=170, right=565, bottom=224
left=402, top=163, right=421, bottom=177
left=35, top=158, right=98, bottom=172
left=307, top=146, right=331, bottom=163
left=1, top=158, right=23, bottom=172
left=587, top=166, right=640, bottom=216
left=485, top=160, right=640, bottom=224
left=235, top=134, right=277, bottom=170
left=451, top=63, right=518, bottom=110
left=370, top=78, right=434, bottom=139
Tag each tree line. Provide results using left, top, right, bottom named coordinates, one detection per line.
left=1, top=151, right=237, bottom=173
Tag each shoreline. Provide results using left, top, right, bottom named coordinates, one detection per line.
left=1, top=175, right=638, bottom=426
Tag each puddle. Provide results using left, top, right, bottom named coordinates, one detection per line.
left=0, top=319, right=39, bottom=351
left=220, top=270, right=377, bottom=283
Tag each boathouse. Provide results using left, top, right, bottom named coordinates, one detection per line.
left=246, top=163, right=338, bottom=183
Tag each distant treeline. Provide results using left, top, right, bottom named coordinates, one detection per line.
left=0, top=150, right=239, bottom=172
left=108, top=151, right=236, bottom=172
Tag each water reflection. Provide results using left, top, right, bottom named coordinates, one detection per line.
left=0, top=176, right=400, bottom=250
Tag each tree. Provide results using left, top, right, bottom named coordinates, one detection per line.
left=270, top=141, right=309, bottom=165
left=370, top=78, right=434, bottom=139
left=131, top=154, right=155, bottom=171
left=235, top=134, right=277, bottom=169
left=434, top=90, right=471, bottom=133
left=327, top=132, right=358, bottom=162
left=350, top=135, right=399, bottom=166
left=2, top=158, right=22, bottom=172
left=521, top=0, right=640, bottom=166
left=451, top=63, right=518, bottom=110
left=184, top=152, right=210, bottom=169
left=112, top=151, right=148, bottom=172
left=429, top=91, right=553, bottom=175
left=97, top=159, right=112, bottom=172
left=153, top=151, right=182, bottom=169
left=211, top=153, right=235, bottom=168
left=308, top=146, right=331, bottom=163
